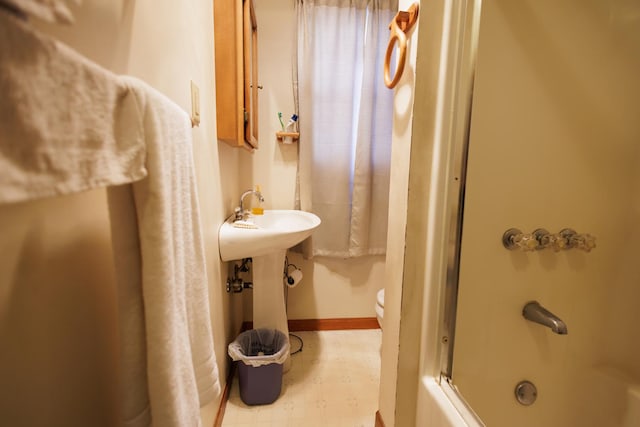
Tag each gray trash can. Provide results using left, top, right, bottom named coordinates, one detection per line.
left=228, top=328, right=290, bottom=405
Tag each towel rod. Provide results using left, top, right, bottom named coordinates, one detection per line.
left=384, top=3, right=419, bottom=89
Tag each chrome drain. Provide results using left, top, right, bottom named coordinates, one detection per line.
left=515, top=380, right=537, bottom=406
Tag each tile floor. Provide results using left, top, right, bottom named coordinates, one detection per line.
left=221, top=329, right=382, bottom=427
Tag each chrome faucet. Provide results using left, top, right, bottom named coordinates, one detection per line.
left=522, top=301, right=568, bottom=335
left=235, top=189, right=265, bottom=221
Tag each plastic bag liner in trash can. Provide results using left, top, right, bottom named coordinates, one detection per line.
left=228, top=329, right=290, bottom=405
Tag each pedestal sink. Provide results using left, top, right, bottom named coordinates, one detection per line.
left=219, top=210, right=321, bottom=361
left=219, top=210, right=321, bottom=262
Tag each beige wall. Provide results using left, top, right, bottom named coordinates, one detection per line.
left=0, top=1, right=243, bottom=425
left=241, top=0, right=385, bottom=322
left=452, top=1, right=640, bottom=426
left=0, top=191, right=120, bottom=425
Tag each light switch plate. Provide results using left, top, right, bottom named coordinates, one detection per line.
left=190, top=80, right=200, bottom=127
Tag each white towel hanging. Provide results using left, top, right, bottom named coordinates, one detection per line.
left=0, top=9, right=147, bottom=205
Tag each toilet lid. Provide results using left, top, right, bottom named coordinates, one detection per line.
left=376, top=289, right=385, bottom=308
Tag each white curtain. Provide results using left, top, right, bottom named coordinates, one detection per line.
left=296, top=0, right=396, bottom=258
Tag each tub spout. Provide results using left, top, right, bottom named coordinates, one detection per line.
left=522, top=301, right=568, bottom=335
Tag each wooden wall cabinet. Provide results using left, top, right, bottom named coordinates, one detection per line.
left=214, top=0, right=259, bottom=150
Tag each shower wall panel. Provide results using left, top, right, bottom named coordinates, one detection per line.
left=451, top=1, right=640, bottom=426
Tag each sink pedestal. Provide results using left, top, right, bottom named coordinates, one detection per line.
left=252, top=249, right=291, bottom=369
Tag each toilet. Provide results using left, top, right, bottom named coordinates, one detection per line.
left=375, top=288, right=385, bottom=329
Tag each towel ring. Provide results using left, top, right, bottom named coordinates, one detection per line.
left=384, top=3, right=419, bottom=89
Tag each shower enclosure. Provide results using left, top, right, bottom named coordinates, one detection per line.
left=420, top=0, right=640, bottom=426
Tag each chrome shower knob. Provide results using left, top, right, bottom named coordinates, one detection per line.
left=533, top=229, right=551, bottom=249
left=502, top=228, right=522, bottom=250
left=502, top=228, right=539, bottom=251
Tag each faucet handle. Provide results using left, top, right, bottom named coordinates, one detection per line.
left=533, top=228, right=552, bottom=249
left=516, top=233, right=540, bottom=251
left=570, top=233, right=596, bottom=252
left=547, top=234, right=569, bottom=251
left=546, top=228, right=575, bottom=251
left=234, top=206, right=244, bottom=221
left=502, top=228, right=539, bottom=251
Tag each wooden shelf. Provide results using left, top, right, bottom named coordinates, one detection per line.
left=276, top=131, right=299, bottom=142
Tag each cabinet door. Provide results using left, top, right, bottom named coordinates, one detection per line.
left=243, top=0, right=259, bottom=147
left=213, top=0, right=258, bottom=150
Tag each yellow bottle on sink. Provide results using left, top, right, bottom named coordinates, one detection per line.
left=251, top=185, right=264, bottom=215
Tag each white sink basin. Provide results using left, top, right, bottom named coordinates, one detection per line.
left=219, top=210, right=321, bottom=261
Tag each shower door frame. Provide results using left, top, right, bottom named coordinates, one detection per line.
left=414, top=0, right=483, bottom=425
left=438, top=0, right=481, bottom=382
